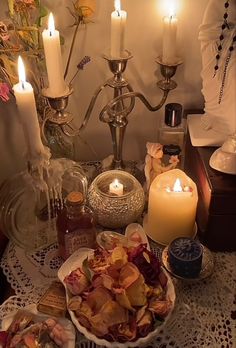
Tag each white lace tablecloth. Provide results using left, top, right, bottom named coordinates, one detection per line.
left=0, top=240, right=236, bottom=348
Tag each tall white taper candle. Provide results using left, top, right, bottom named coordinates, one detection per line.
left=13, top=56, right=45, bottom=157
left=42, top=13, right=68, bottom=97
left=111, top=0, right=127, bottom=58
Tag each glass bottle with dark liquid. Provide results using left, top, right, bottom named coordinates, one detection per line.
left=57, top=191, right=97, bottom=260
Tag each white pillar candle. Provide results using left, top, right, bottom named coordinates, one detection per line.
left=147, top=169, right=198, bottom=245
left=162, top=1, right=178, bottom=65
left=13, top=56, right=45, bottom=157
left=109, top=178, right=124, bottom=196
left=42, top=13, right=68, bottom=97
left=111, top=0, right=127, bottom=58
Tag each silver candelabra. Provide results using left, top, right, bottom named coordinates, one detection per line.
left=41, top=51, right=182, bottom=176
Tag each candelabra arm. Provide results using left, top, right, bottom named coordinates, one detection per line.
left=99, top=89, right=169, bottom=122
left=43, top=82, right=109, bottom=139
left=78, top=82, right=109, bottom=132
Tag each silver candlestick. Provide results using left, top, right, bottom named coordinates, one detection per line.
left=99, top=54, right=183, bottom=174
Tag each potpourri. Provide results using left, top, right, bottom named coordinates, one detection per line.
left=0, top=310, right=68, bottom=348
left=64, top=244, right=173, bottom=343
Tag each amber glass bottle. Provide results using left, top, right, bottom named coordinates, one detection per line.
left=57, top=192, right=97, bottom=260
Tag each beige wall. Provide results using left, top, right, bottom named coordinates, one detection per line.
left=0, top=0, right=206, bottom=183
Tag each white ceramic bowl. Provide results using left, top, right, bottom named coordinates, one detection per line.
left=58, top=248, right=176, bottom=348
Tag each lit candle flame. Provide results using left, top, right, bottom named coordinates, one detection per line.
left=113, top=178, right=120, bottom=188
left=168, top=0, right=176, bottom=17
left=48, top=13, right=55, bottom=36
left=18, top=56, right=26, bottom=89
left=173, top=178, right=183, bottom=192
left=114, top=0, right=121, bottom=13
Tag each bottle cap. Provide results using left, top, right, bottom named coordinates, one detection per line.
left=66, top=191, right=84, bottom=204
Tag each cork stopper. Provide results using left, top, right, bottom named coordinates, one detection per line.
left=66, top=191, right=84, bottom=205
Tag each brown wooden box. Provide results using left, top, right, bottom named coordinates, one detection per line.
left=184, top=130, right=236, bottom=251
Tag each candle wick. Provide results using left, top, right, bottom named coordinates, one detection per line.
left=49, top=30, right=53, bottom=37
left=21, top=81, right=25, bottom=90
left=117, top=10, right=120, bottom=17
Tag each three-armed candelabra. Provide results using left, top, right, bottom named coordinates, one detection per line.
left=41, top=51, right=182, bottom=176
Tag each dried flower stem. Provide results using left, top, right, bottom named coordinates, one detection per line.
left=64, top=20, right=81, bottom=80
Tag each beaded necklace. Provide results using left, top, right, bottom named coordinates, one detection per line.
left=213, top=0, right=236, bottom=104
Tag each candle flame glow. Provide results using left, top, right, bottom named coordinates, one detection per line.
left=18, top=56, right=26, bottom=89
left=114, top=0, right=121, bottom=12
left=173, top=178, right=183, bottom=192
left=112, top=178, right=120, bottom=188
left=48, top=13, right=55, bottom=36
left=167, top=0, right=176, bottom=17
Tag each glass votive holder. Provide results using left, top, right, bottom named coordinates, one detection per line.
left=88, top=170, right=145, bottom=229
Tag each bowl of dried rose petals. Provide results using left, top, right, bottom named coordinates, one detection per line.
left=58, top=244, right=175, bottom=348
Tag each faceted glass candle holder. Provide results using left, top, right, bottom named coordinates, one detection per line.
left=88, top=170, right=145, bottom=229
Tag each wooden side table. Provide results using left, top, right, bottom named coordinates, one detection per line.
left=184, top=117, right=236, bottom=251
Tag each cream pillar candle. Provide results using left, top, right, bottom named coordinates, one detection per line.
left=146, top=169, right=198, bottom=245
left=162, top=1, right=178, bottom=64
left=42, top=13, right=68, bottom=97
left=111, top=0, right=127, bottom=58
left=13, top=56, right=45, bottom=157
left=109, top=178, right=124, bottom=196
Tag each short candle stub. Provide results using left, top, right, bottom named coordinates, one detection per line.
left=168, top=237, right=203, bottom=278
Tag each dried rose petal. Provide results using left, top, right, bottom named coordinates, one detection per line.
left=148, top=299, right=172, bottom=318
left=128, top=244, right=161, bottom=286
left=0, top=331, right=8, bottom=347
left=86, top=287, right=113, bottom=314
left=64, top=268, right=90, bottom=295
left=119, top=262, right=140, bottom=289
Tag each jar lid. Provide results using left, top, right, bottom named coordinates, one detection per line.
left=66, top=191, right=84, bottom=204
left=163, top=144, right=181, bottom=156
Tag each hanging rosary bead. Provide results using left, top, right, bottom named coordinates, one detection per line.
left=213, top=0, right=231, bottom=79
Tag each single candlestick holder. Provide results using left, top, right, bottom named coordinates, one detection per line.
left=40, top=51, right=182, bottom=177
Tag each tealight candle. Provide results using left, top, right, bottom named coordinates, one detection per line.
left=42, top=13, right=68, bottom=97
left=13, top=56, right=45, bottom=157
left=111, top=0, right=127, bottom=58
left=109, top=178, right=123, bottom=196
left=146, top=169, right=198, bottom=245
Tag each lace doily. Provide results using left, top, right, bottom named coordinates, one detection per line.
left=1, top=240, right=236, bottom=348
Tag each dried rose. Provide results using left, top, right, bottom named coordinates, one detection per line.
left=0, top=83, right=10, bottom=102
left=0, top=22, right=10, bottom=42
left=74, top=0, right=96, bottom=18
left=128, top=244, right=161, bottom=286
left=169, top=155, right=179, bottom=165
left=148, top=298, right=172, bottom=318
left=14, top=0, right=36, bottom=11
